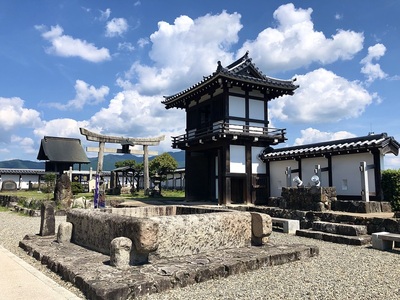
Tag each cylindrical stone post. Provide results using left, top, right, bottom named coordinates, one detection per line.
left=110, top=237, right=132, bottom=268
left=57, top=222, right=73, bottom=243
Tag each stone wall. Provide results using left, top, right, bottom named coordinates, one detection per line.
left=67, top=209, right=156, bottom=257
left=280, top=186, right=336, bottom=211
left=331, top=200, right=392, bottom=213
left=149, top=212, right=252, bottom=260
left=66, top=206, right=270, bottom=264
left=232, top=206, right=400, bottom=234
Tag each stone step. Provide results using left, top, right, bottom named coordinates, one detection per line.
left=312, top=221, right=367, bottom=236
left=296, top=229, right=371, bottom=246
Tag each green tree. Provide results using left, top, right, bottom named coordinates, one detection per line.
left=149, top=153, right=178, bottom=194
left=115, top=159, right=137, bottom=168
left=71, top=182, right=84, bottom=195
left=149, top=152, right=178, bottom=176
left=381, top=169, right=400, bottom=211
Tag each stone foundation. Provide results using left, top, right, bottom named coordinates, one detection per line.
left=19, top=234, right=318, bottom=300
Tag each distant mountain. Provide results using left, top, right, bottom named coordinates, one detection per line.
left=0, top=151, right=185, bottom=171
left=0, top=159, right=45, bottom=169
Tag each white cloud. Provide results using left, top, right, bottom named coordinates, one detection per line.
left=293, top=128, right=356, bottom=146
left=360, top=43, right=387, bottom=83
left=48, top=80, right=109, bottom=110
left=269, top=68, right=376, bottom=123
left=238, top=3, right=364, bottom=73
left=0, top=97, right=41, bottom=131
left=36, top=24, right=111, bottom=62
left=11, top=135, right=36, bottom=154
left=137, top=38, right=149, bottom=48
left=99, top=8, right=111, bottom=21
left=106, top=18, right=128, bottom=37
left=383, top=154, right=400, bottom=170
left=125, top=11, right=241, bottom=95
left=88, top=90, right=186, bottom=151
left=33, top=118, right=90, bottom=139
left=118, top=42, right=135, bottom=52
left=335, top=13, right=343, bottom=20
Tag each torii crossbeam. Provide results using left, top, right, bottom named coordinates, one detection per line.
left=80, top=128, right=165, bottom=197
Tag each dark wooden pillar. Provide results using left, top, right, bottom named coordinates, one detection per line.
left=266, top=160, right=271, bottom=199
left=224, top=145, right=231, bottom=205
left=327, top=155, right=333, bottom=186
left=245, top=144, right=252, bottom=204
left=373, top=150, right=383, bottom=201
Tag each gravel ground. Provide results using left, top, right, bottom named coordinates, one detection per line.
left=1, top=210, right=399, bottom=300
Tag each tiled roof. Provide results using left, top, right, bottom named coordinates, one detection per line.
left=163, top=51, right=298, bottom=108
left=37, top=136, right=90, bottom=163
left=260, top=133, right=400, bottom=161
left=0, top=168, right=46, bottom=175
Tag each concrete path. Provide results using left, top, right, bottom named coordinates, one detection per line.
left=0, top=245, right=82, bottom=300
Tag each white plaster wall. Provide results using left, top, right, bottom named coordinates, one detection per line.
left=249, top=99, right=264, bottom=120
left=269, top=160, right=299, bottom=197
left=230, top=145, right=246, bottom=173
left=0, top=174, right=39, bottom=189
left=301, top=157, right=329, bottom=187
left=252, top=147, right=266, bottom=174
left=331, top=153, right=375, bottom=196
left=229, top=96, right=245, bottom=118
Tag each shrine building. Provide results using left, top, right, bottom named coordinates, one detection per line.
left=163, top=52, right=298, bottom=205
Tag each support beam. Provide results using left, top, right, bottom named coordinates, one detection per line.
left=86, top=147, right=158, bottom=156
left=80, top=127, right=164, bottom=146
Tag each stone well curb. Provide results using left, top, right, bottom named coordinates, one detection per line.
left=20, top=235, right=318, bottom=300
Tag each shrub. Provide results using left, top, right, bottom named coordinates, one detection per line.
left=381, top=169, right=400, bottom=211
left=71, top=182, right=84, bottom=195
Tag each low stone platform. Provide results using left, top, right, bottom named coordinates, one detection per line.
left=296, top=221, right=372, bottom=246
left=296, top=229, right=371, bottom=246
left=19, top=235, right=318, bottom=300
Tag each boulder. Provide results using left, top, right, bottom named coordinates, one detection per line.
left=54, top=174, right=73, bottom=208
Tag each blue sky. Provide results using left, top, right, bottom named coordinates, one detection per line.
left=1, top=0, right=400, bottom=168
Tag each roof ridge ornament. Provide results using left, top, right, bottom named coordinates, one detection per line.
left=216, top=61, right=223, bottom=72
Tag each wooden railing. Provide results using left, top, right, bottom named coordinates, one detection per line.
left=172, top=121, right=286, bottom=146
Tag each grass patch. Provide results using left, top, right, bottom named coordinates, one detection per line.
left=0, top=189, right=185, bottom=206
left=127, top=189, right=185, bottom=201
left=0, top=206, right=10, bottom=212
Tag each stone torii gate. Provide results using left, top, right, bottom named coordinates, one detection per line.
left=80, top=128, right=165, bottom=203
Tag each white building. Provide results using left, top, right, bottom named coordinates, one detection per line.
left=260, top=133, right=399, bottom=201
